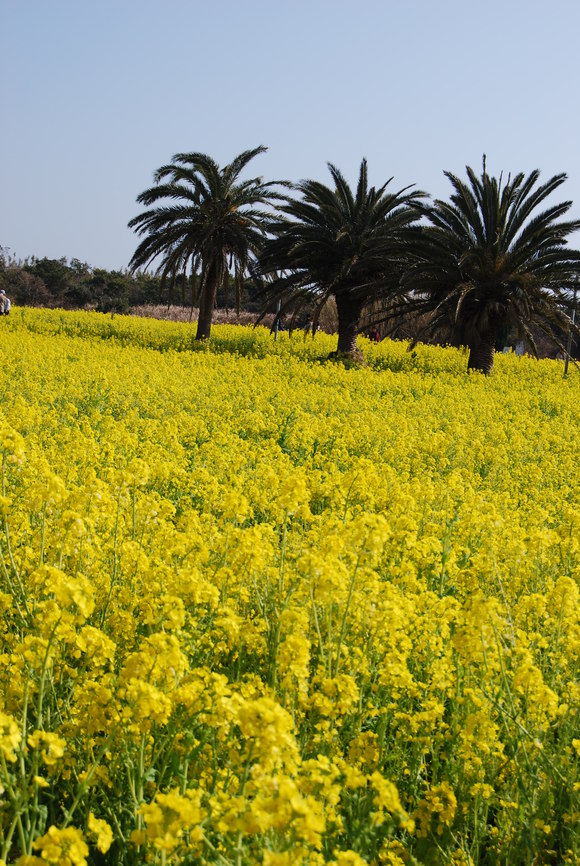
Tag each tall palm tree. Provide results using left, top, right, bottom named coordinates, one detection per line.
left=128, top=146, right=283, bottom=340
left=257, top=160, right=426, bottom=357
left=404, top=159, right=580, bottom=373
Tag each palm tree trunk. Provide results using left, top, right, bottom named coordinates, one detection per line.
left=467, top=331, right=498, bottom=374
left=196, top=263, right=218, bottom=340
left=335, top=293, right=364, bottom=356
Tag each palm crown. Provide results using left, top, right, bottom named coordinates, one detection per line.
left=128, top=146, right=283, bottom=339
left=258, top=159, right=425, bottom=355
left=405, top=159, right=580, bottom=372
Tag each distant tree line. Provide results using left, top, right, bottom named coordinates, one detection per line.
left=0, top=249, right=266, bottom=315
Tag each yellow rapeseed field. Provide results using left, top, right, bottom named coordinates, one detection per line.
left=0, top=308, right=578, bottom=866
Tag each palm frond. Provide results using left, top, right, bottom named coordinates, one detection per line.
left=128, top=147, right=287, bottom=338
left=405, top=159, right=580, bottom=368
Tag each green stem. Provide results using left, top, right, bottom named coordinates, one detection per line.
left=309, top=577, right=326, bottom=669
left=62, top=730, right=117, bottom=828
left=0, top=752, right=28, bottom=858
left=333, top=549, right=362, bottom=676
left=39, top=503, right=47, bottom=566
left=100, top=488, right=122, bottom=627
left=279, top=511, right=288, bottom=593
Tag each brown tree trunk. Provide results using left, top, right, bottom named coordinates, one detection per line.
left=467, top=331, right=498, bottom=374
left=195, top=262, right=218, bottom=340
left=335, top=292, right=364, bottom=356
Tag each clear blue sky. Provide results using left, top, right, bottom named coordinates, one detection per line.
left=2, top=0, right=580, bottom=271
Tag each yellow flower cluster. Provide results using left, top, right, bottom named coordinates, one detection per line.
left=0, top=308, right=578, bottom=865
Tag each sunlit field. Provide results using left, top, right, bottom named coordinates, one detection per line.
left=0, top=308, right=578, bottom=866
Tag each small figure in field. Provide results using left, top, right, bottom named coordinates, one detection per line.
left=0, top=290, right=10, bottom=315
left=372, top=328, right=380, bottom=342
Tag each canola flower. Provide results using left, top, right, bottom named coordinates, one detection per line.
left=0, top=308, right=578, bottom=865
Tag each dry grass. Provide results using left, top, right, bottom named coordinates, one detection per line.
left=129, top=304, right=276, bottom=327
left=130, top=301, right=341, bottom=334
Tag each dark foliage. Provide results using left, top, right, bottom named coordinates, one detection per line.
left=128, top=147, right=286, bottom=339
left=401, top=159, right=580, bottom=372
left=0, top=250, right=163, bottom=312
left=257, top=159, right=426, bottom=356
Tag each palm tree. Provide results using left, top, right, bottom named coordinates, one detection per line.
left=128, top=146, right=283, bottom=340
left=257, top=160, right=426, bottom=357
left=404, top=159, right=580, bottom=373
